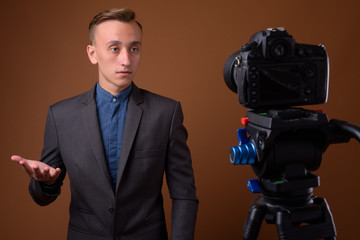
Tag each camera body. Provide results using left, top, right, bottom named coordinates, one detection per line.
left=224, top=28, right=329, bottom=109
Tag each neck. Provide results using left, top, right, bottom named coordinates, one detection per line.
left=98, top=81, right=132, bottom=96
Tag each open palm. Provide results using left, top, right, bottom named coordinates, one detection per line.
left=11, top=155, right=61, bottom=185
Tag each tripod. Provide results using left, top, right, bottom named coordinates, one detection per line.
left=230, top=108, right=360, bottom=240
left=243, top=177, right=336, bottom=240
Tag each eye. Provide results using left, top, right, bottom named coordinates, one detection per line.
left=110, top=46, right=119, bottom=52
left=130, top=46, right=140, bottom=53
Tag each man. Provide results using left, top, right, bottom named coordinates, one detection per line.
left=11, top=8, right=198, bottom=240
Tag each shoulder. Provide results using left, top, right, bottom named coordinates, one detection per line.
left=50, top=87, right=94, bottom=111
left=132, top=85, right=183, bottom=119
left=46, top=87, right=95, bottom=123
left=133, top=84, right=179, bottom=108
left=141, top=88, right=177, bottom=104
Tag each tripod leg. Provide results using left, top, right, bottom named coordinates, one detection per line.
left=315, top=197, right=337, bottom=240
left=243, top=197, right=267, bottom=240
left=275, top=197, right=336, bottom=240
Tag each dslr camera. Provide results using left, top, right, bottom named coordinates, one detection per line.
left=224, top=27, right=329, bottom=109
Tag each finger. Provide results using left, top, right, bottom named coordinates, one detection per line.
left=19, top=160, right=35, bottom=177
left=43, top=167, right=50, bottom=179
left=51, top=168, right=61, bottom=178
left=43, top=168, right=61, bottom=185
left=11, top=155, right=34, bottom=175
left=33, top=164, right=43, bottom=180
left=11, top=155, right=24, bottom=163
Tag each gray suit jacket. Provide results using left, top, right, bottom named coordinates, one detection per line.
left=29, top=84, right=198, bottom=240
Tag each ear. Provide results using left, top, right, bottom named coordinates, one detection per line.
left=87, top=45, right=98, bottom=65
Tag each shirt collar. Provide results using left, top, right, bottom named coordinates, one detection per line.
left=96, top=82, right=133, bottom=104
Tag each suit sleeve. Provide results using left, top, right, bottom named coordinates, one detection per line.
left=29, top=106, right=66, bottom=206
left=166, top=102, right=198, bottom=240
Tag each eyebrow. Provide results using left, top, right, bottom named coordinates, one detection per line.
left=106, top=40, right=142, bottom=46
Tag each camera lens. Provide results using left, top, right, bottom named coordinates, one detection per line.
left=223, top=50, right=242, bottom=93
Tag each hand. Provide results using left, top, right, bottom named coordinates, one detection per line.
left=11, top=155, right=61, bottom=185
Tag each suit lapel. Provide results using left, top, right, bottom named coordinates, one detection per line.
left=116, top=84, right=143, bottom=191
left=81, top=87, right=113, bottom=190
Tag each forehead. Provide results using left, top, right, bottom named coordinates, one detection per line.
left=93, top=20, right=142, bottom=44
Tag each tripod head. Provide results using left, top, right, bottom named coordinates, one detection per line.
left=230, top=108, right=358, bottom=204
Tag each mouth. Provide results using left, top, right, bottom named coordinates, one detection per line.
left=117, top=70, right=132, bottom=76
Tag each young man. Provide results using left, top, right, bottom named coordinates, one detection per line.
left=11, top=8, right=198, bottom=240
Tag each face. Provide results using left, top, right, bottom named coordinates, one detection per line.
left=87, top=20, right=142, bottom=95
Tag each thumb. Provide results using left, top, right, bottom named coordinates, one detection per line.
left=11, top=155, right=25, bottom=163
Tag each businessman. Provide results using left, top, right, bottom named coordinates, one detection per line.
left=11, top=8, right=198, bottom=240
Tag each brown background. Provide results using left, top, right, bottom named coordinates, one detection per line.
left=1, top=0, right=360, bottom=239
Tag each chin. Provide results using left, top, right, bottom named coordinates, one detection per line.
left=114, top=80, right=132, bottom=89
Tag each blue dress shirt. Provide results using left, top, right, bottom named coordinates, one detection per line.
left=95, top=82, right=132, bottom=189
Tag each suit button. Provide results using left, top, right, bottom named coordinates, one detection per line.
left=109, top=208, right=115, bottom=213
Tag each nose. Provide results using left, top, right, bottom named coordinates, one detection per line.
left=119, top=49, right=131, bottom=67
